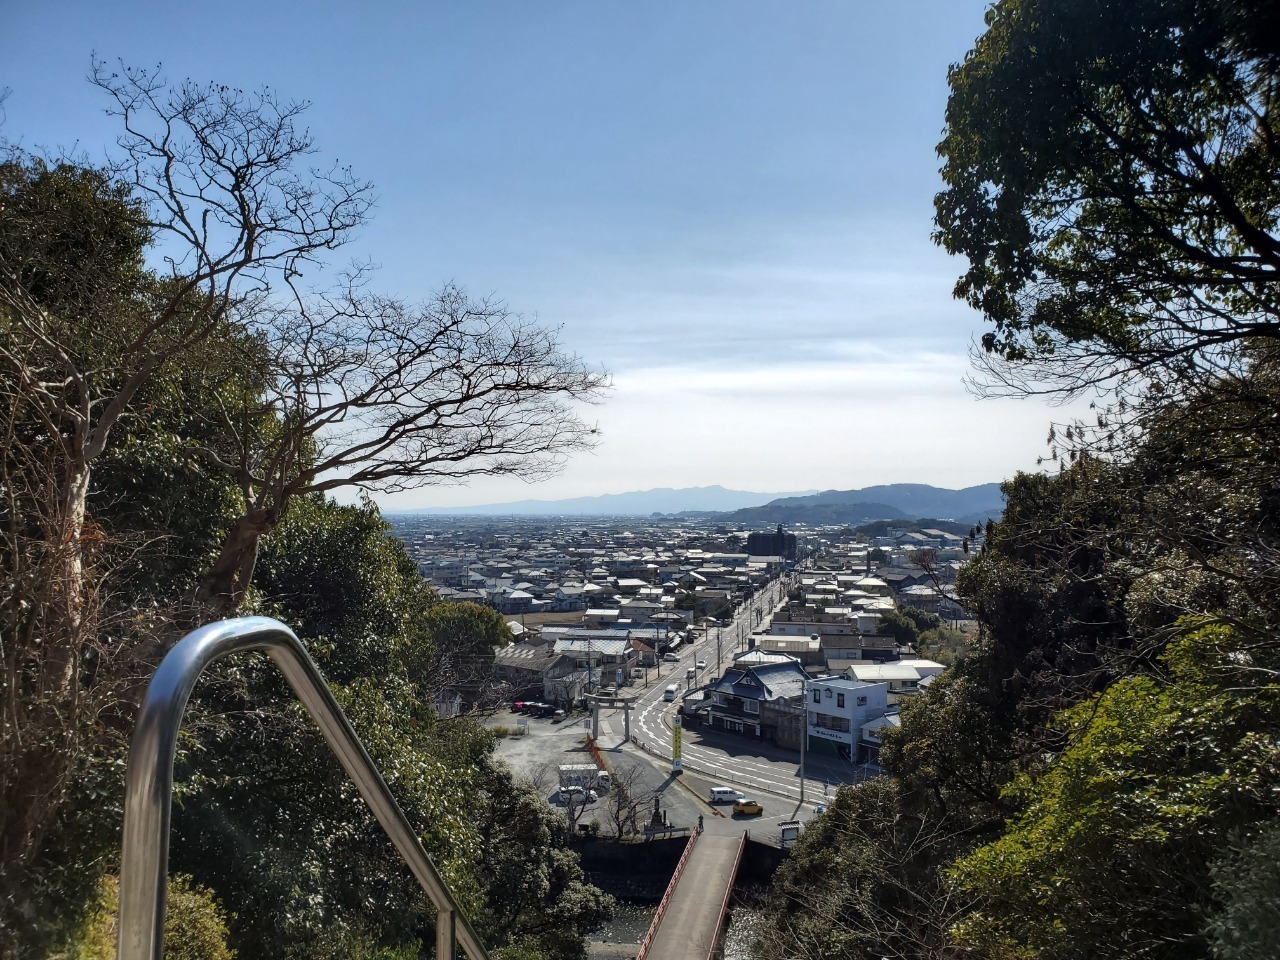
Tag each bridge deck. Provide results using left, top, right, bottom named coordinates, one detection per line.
left=644, top=832, right=745, bottom=960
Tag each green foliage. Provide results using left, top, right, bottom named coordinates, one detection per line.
left=171, top=498, right=477, bottom=957
left=252, top=495, right=438, bottom=684
left=876, top=609, right=920, bottom=646
left=0, top=155, right=150, bottom=346
left=754, top=778, right=971, bottom=960
left=950, top=626, right=1280, bottom=958
left=954, top=463, right=1137, bottom=743
left=935, top=0, right=1280, bottom=392
left=900, top=607, right=941, bottom=634
left=882, top=663, right=1015, bottom=816
left=471, top=760, right=613, bottom=958
left=1208, top=820, right=1280, bottom=960
left=915, top=625, right=969, bottom=665
left=414, top=601, right=514, bottom=691
left=168, top=497, right=608, bottom=959
left=62, top=874, right=234, bottom=960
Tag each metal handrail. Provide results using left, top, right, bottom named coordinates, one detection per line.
left=117, top=616, right=489, bottom=960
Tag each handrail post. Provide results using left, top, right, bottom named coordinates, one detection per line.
left=437, top=908, right=456, bottom=960
left=116, top=616, right=489, bottom=960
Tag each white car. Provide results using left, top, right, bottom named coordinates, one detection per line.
left=662, top=652, right=680, bottom=662
left=559, top=785, right=598, bottom=805
left=696, top=659, right=707, bottom=670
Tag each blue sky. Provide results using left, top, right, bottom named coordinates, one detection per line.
left=2, top=1, right=1076, bottom=507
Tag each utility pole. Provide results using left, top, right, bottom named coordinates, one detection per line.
left=799, top=677, right=807, bottom=804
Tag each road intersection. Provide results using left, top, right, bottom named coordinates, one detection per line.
left=611, top=574, right=876, bottom=817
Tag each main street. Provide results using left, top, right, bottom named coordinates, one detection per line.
left=612, top=572, right=875, bottom=810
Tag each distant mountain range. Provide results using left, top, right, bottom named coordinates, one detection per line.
left=728, top=483, right=1005, bottom=525
left=391, top=482, right=1004, bottom=521
left=392, top=485, right=817, bottom=516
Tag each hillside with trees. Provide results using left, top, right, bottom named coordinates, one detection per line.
left=754, top=1, right=1280, bottom=958
left=728, top=483, right=1004, bottom=525
left=0, top=66, right=608, bottom=959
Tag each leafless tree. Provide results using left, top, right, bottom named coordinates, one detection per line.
left=0, top=372, right=164, bottom=943
left=187, top=277, right=607, bottom=612
left=0, top=62, right=369, bottom=942
left=0, top=61, right=370, bottom=643
left=599, top=761, right=654, bottom=840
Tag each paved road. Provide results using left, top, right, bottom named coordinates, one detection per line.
left=623, top=574, right=877, bottom=807
left=495, top=571, right=877, bottom=839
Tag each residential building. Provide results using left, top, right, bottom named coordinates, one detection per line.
left=806, top=676, right=889, bottom=762
left=699, top=656, right=809, bottom=740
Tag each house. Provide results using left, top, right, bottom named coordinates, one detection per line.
left=699, top=656, right=809, bottom=741
left=844, top=659, right=943, bottom=697
left=898, top=584, right=941, bottom=615
left=860, top=712, right=901, bottom=765
left=752, top=634, right=825, bottom=667
left=492, top=643, right=575, bottom=699
left=582, top=608, right=621, bottom=628
left=805, top=676, right=889, bottom=763
left=894, top=658, right=946, bottom=681
left=618, top=598, right=664, bottom=623
left=550, top=633, right=636, bottom=672
left=494, top=589, right=534, bottom=614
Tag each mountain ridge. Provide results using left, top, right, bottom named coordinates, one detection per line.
left=728, top=483, right=1005, bottom=524
left=388, top=485, right=817, bottom=516
left=389, top=482, right=1004, bottom=519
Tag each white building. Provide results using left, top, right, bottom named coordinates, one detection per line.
left=806, top=676, right=889, bottom=762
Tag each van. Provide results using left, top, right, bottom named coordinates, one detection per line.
left=663, top=684, right=679, bottom=702
left=710, top=786, right=745, bottom=804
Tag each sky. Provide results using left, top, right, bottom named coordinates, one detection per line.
left=2, top=1, right=1080, bottom=509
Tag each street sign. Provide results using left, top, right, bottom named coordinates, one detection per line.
left=671, top=715, right=683, bottom=775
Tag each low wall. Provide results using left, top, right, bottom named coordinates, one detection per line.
left=736, top=838, right=788, bottom=886
left=574, top=836, right=688, bottom=903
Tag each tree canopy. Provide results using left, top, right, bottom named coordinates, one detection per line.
left=935, top=0, right=1280, bottom=401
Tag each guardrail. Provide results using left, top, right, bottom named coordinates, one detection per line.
left=116, top=616, right=488, bottom=960
left=634, top=825, right=702, bottom=960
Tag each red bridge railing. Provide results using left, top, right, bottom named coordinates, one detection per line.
left=634, top=825, right=702, bottom=960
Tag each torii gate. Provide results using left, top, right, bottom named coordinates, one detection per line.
left=586, top=693, right=636, bottom=742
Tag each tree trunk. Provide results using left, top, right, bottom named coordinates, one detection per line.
left=193, top=509, right=280, bottom=617
left=51, top=459, right=90, bottom=696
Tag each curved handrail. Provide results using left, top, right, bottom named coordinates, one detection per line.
left=117, top=616, right=488, bottom=960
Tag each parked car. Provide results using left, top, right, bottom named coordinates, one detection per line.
left=696, top=659, right=707, bottom=670
left=559, top=785, right=598, bottom=806
left=551, top=709, right=566, bottom=723
left=662, top=652, right=680, bottom=662
left=733, top=798, right=764, bottom=816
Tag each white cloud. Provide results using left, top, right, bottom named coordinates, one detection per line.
left=374, top=353, right=1087, bottom=510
